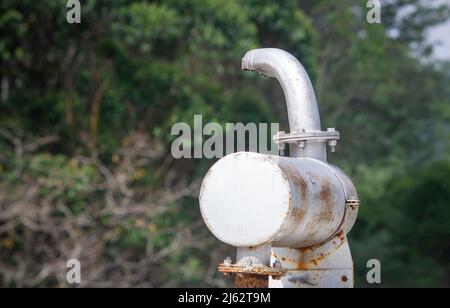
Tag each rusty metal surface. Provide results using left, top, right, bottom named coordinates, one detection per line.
left=218, top=263, right=286, bottom=280
left=269, top=231, right=354, bottom=288
left=271, top=231, right=352, bottom=271
left=219, top=258, right=285, bottom=289
left=235, top=274, right=269, bottom=288
left=271, top=156, right=347, bottom=248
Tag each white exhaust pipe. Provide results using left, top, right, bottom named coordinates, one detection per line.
left=242, top=48, right=321, bottom=132
left=242, top=48, right=328, bottom=160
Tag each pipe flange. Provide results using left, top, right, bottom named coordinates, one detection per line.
left=274, top=128, right=340, bottom=152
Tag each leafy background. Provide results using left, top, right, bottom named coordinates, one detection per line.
left=0, top=0, right=449, bottom=287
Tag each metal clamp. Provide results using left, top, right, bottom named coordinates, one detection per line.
left=346, top=197, right=361, bottom=210
left=274, top=128, right=340, bottom=153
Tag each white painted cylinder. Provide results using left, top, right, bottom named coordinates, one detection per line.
left=199, top=152, right=349, bottom=248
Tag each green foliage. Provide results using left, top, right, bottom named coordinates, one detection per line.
left=353, top=160, right=450, bottom=287
left=388, top=161, right=450, bottom=286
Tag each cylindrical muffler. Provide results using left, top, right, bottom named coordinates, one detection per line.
left=200, top=152, right=355, bottom=248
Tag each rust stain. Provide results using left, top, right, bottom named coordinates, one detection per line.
left=235, top=274, right=268, bottom=288
left=282, top=165, right=308, bottom=200
left=317, top=180, right=333, bottom=206
left=296, top=252, right=325, bottom=269
left=293, top=230, right=346, bottom=270
left=290, top=207, right=306, bottom=221
left=337, top=230, right=345, bottom=242
left=297, top=262, right=308, bottom=270
left=297, top=247, right=313, bottom=253
left=315, top=180, right=335, bottom=224
left=341, top=276, right=348, bottom=282
left=319, top=207, right=333, bottom=222
left=296, top=246, right=313, bottom=270
left=302, top=216, right=324, bottom=241
left=310, top=253, right=325, bottom=265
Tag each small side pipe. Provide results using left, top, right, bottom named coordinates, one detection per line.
left=242, top=48, right=326, bottom=161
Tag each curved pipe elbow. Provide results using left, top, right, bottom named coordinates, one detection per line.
left=242, top=48, right=321, bottom=132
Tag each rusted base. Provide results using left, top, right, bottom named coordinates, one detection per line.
left=235, top=274, right=268, bottom=288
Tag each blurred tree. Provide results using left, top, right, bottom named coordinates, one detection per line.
left=0, top=0, right=317, bottom=287
left=354, top=160, right=450, bottom=287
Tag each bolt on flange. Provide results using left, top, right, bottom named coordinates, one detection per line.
left=274, top=128, right=340, bottom=154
